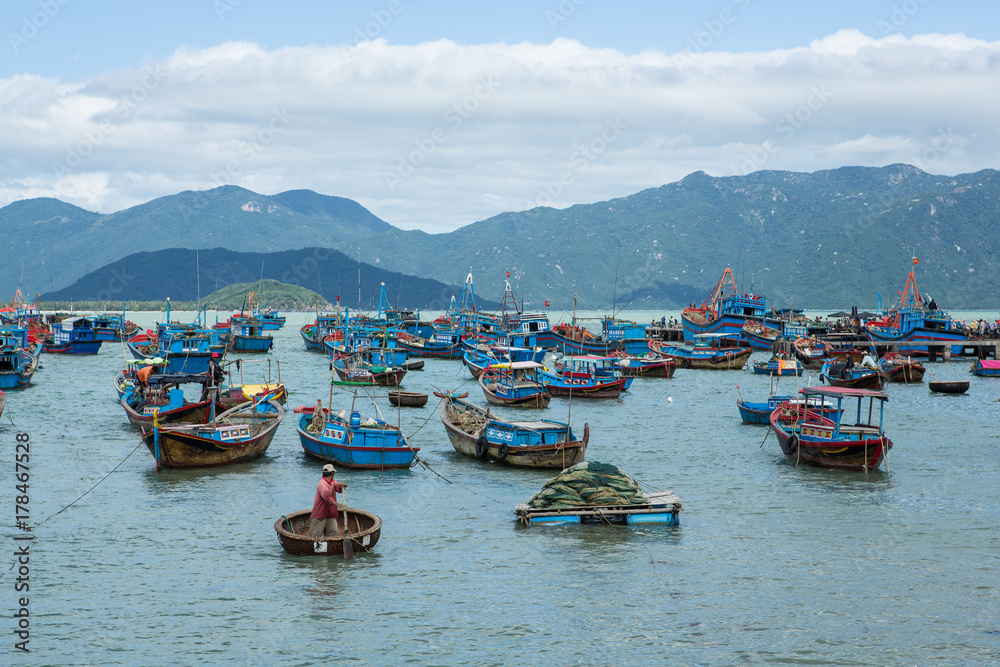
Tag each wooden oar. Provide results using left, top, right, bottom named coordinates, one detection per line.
left=341, top=488, right=354, bottom=561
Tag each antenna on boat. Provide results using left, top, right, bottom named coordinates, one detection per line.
left=196, top=249, right=200, bottom=305
left=357, top=247, right=362, bottom=312
left=257, top=258, right=265, bottom=301
left=611, top=253, right=620, bottom=317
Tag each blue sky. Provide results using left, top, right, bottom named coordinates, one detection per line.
left=2, top=1, right=999, bottom=230
left=5, top=0, right=995, bottom=77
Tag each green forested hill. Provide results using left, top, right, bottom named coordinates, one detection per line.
left=41, top=247, right=471, bottom=310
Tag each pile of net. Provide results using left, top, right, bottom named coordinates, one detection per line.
left=525, top=461, right=649, bottom=509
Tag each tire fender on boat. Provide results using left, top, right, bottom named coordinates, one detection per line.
left=497, top=443, right=509, bottom=460
left=475, top=434, right=490, bottom=460
left=681, top=358, right=691, bottom=369
left=785, top=434, right=799, bottom=457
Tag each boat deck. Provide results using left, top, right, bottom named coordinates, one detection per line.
left=515, top=491, right=682, bottom=526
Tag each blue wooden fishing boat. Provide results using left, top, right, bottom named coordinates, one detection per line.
left=611, top=351, right=676, bottom=378
left=741, top=320, right=782, bottom=349
left=42, top=316, right=104, bottom=355
left=601, top=317, right=651, bottom=355
left=737, top=394, right=841, bottom=425
left=226, top=316, right=273, bottom=354
left=863, top=265, right=966, bottom=355
left=751, top=356, right=804, bottom=376
left=540, top=356, right=631, bottom=398
left=769, top=386, right=892, bottom=471
left=332, top=355, right=406, bottom=386
left=396, top=330, right=466, bottom=358
left=820, top=359, right=883, bottom=390
left=89, top=310, right=140, bottom=341
left=681, top=268, right=783, bottom=347
left=295, top=405, right=418, bottom=469
left=438, top=394, right=588, bottom=467
left=0, top=329, right=41, bottom=389
left=301, top=311, right=345, bottom=351
left=257, top=310, right=286, bottom=330
left=971, top=359, right=1000, bottom=377
left=650, top=333, right=752, bottom=370
left=479, top=361, right=551, bottom=408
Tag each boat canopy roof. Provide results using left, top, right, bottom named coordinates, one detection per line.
left=490, top=361, right=542, bottom=370
left=146, top=373, right=210, bottom=386
left=562, top=355, right=614, bottom=362
left=693, top=333, right=737, bottom=339
left=977, top=360, right=1000, bottom=370
left=801, top=386, right=888, bottom=401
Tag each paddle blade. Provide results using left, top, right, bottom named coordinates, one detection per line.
left=342, top=514, right=354, bottom=561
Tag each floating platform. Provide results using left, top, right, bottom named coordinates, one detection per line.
left=514, top=491, right=682, bottom=526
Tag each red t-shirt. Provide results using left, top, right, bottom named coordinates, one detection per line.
left=311, top=477, right=344, bottom=520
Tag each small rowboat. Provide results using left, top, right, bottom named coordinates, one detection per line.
left=928, top=380, right=969, bottom=394
left=388, top=391, right=429, bottom=407
left=274, top=508, right=381, bottom=556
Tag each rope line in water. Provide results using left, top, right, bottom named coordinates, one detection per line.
left=41, top=441, right=145, bottom=525
left=413, top=454, right=506, bottom=506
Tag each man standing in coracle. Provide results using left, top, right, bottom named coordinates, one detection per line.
left=310, top=464, right=347, bottom=538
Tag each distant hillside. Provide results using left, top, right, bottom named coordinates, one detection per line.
left=40, top=247, right=474, bottom=311
left=354, top=165, right=1000, bottom=309
left=1, top=185, right=391, bottom=294
left=199, top=280, right=323, bottom=310
left=8, top=165, right=1000, bottom=309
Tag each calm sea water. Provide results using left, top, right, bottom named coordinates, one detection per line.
left=3, top=311, right=998, bottom=665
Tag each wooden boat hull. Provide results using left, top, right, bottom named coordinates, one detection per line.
left=881, top=362, right=926, bottom=383
left=121, top=397, right=228, bottom=431
left=42, top=340, right=103, bottom=354
left=481, top=387, right=551, bottom=408
left=543, top=377, right=626, bottom=398
left=772, top=427, right=890, bottom=471
left=438, top=399, right=587, bottom=468
left=229, top=335, right=273, bottom=353
left=296, top=419, right=418, bottom=469
left=821, top=371, right=883, bottom=390
left=333, top=364, right=406, bottom=386
left=396, top=338, right=464, bottom=359
left=928, top=381, right=969, bottom=394
left=769, top=407, right=891, bottom=472
left=752, top=360, right=804, bottom=376
left=614, top=357, right=676, bottom=378
left=275, top=508, right=381, bottom=556
left=479, top=374, right=551, bottom=408
left=667, top=348, right=752, bottom=370
left=300, top=324, right=323, bottom=351
left=388, top=391, right=428, bottom=407
left=142, top=401, right=283, bottom=468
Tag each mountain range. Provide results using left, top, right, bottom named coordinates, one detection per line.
left=6, top=164, right=1000, bottom=309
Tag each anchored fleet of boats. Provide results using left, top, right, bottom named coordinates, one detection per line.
left=3, top=260, right=994, bottom=557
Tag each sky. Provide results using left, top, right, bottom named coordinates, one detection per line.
left=2, top=0, right=999, bottom=232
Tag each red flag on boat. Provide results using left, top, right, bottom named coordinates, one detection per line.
left=545, top=300, right=550, bottom=307
left=506, top=271, right=510, bottom=278
left=913, top=257, right=919, bottom=265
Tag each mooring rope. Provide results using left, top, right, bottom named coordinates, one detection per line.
left=41, top=440, right=145, bottom=525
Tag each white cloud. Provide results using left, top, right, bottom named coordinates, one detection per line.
left=1, top=30, right=999, bottom=232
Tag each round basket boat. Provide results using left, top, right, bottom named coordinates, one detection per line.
left=274, top=508, right=382, bottom=556
left=928, top=380, right=970, bottom=395
left=388, top=390, right=429, bottom=407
